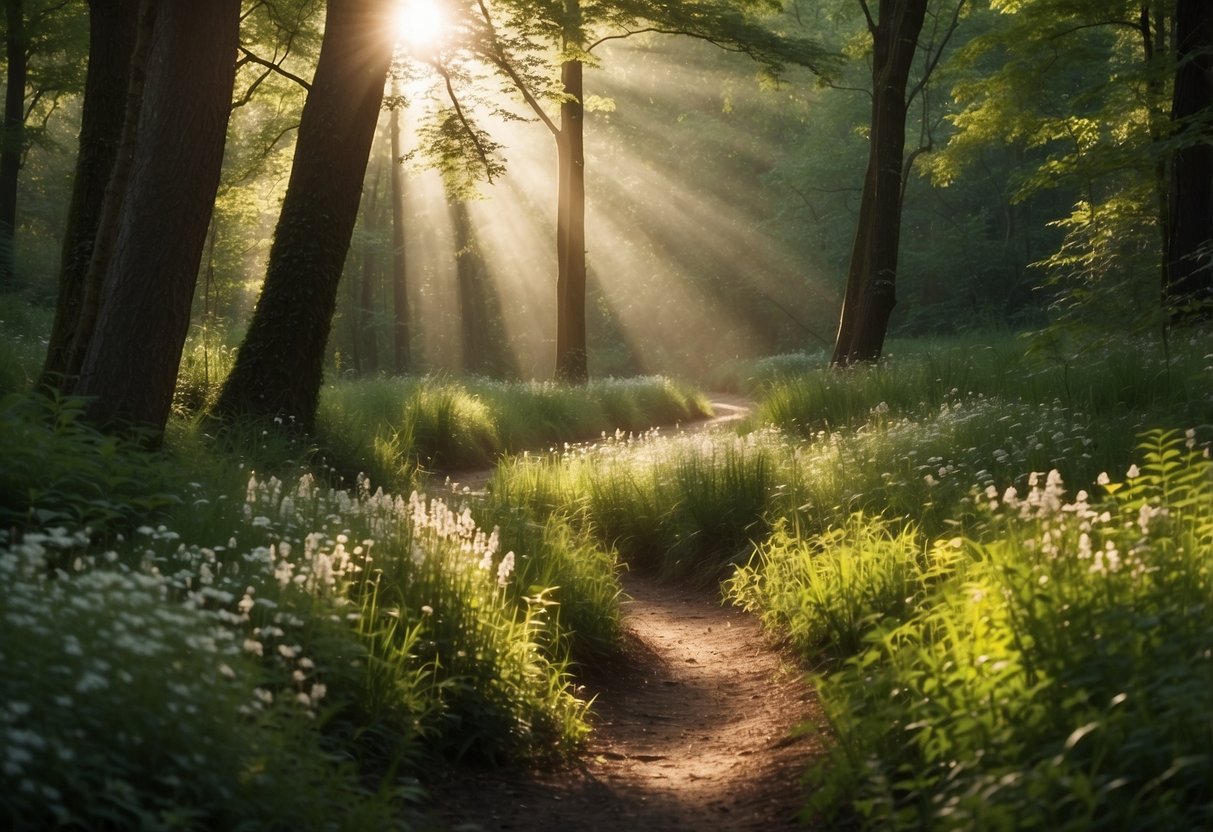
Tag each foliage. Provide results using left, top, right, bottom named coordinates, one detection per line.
left=315, top=374, right=710, bottom=488
left=490, top=427, right=784, bottom=578
left=0, top=394, right=181, bottom=537
left=792, top=432, right=1213, bottom=829
left=0, top=392, right=611, bottom=828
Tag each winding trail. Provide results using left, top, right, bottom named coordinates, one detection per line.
left=428, top=396, right=827, bottom=831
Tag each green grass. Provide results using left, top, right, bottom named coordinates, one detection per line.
left=314, top=374, right=711, bottom=490
left=6, top=319, right=1213, bottom=830
left=0, top=391, right=616, bottom=828
left=771, top=432, right=1213, bottom=830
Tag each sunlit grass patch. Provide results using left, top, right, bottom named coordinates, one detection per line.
left=490, top=428, right=784, bottom=578
left=791, top=431, right=1213, bottom=829
left=750, top=331, right=1213, bottom=436
left=315, top=374, right=711, bottom=491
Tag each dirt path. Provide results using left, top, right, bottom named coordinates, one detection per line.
left=425, top=394, right=827, bottom=830
left=429, top=571, right=826, bottom=831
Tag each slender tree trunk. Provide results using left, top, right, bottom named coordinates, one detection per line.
left=1140, top=4, right=1172, bottom=292
left=554, top=5, right=587, bottom=382
left=389, top=94, right=411, bottom=374
left=357, top=150, right=384, bottom=373
left=450, top=197, right=485, bottom=373
left=0, top=0, right=28, bottom=288
left=74, top=0, right=239, bottom=433
left=832, top=0, right=928, bottom=365
left=1165, top=0, right=1213, bottom=320
left=214, top=0, right=394, bottom=429
left=40, top=0, right=140, bottom=389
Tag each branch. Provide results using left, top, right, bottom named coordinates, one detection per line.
left=473, top=0, right=560, bottom=136
left=906, top=0, right=964, bottom=108
left=434, top=61, right=500, bottom=184
left=231, top=66, right=274, bottom=110
left=856, top=0, right=877, bottom=36
left=236, top=45, right=312, bottom=91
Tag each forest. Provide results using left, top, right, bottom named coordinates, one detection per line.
left=1, top=0, right=1211, bottom=829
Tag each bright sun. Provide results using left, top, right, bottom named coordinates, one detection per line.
left=394, top=0, right=447, bottom=49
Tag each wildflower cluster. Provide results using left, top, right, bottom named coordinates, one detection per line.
left=0, top=452, right=571, bottom=828
left=792, top=429, right=1213, bottom=830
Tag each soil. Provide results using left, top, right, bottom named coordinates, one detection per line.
left=424, top=395, right=828, bottom=831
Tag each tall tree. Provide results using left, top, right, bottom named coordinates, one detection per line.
left=40, top=0, right=141, bottom=389
left=450, top=0, right=830, bottom=381
left=831, top=0, right=962, bottom=365
left=0, top=0, right=88, bottom=289
left=72, top=0, right=240, bottom=432
left=214, top=0, right=395, bottom=429
left=389, top=88, right=412, bottom=373
left=1165, top=0, right=1213, bottom=320
left=0, top=0, right=27, bottom=288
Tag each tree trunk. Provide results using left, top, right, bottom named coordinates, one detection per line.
left=59, top=0, right=158, bottom=390
left=213, top=0, right=394, bottom=429
left=389, top=94, right=411, bottom=374
left=554, top=15, right=587, bottom=382
left=1165, top=0, right=1213, bottom=321
left=358, top=149, right=384, bottom=374
left=0, top=0, right=28, bottom=288
left=73, top=0, right=239, bottom=433
left=832, top=0, right=928, bottom=366
left=40, top=0, right=140, bottom=389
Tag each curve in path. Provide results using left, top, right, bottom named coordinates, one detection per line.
left=427, top=393, right=827, bottom=830
left=430, top=571, right=826, bottom=831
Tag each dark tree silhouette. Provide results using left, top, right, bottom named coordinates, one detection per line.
left=1165, top=0, right=1213, bottom=321
left=214, top=0, right=395, bottom=429
left=73, top=0, right=240, bottom=432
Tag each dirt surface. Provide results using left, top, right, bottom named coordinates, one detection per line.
left=428, top=571, right=827, bottom=831
left=425, top=394, right=827, bottom=831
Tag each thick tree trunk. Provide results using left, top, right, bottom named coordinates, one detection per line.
left=0, top=0, right=28, bottom=288
left=554, top=47, right=587, bottom=382
left=832, top=0, right=928, bottom=366
left=40, top=0, right=140, bottom=389
left=389, top=96, right=411, bottom=374
left=1165, top=0, right=1213, bottom=320
left=214, top=0, right=394, bottom=429
left=73, top=0, right=239, bottom=433
left=59, top=0, right=158, bottom=390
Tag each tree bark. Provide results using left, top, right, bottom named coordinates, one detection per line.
left=73, top=0, right=239, bottom=433
left=357, top=149, right=384, bottom=374
left=389, top=94, right=411, bottom=374
left=554, top=1, right=588, bottom=382
left=0, top=0, right=28, bottom=288
left=40, top=0, right=141, bottom=389
left=214, top=0, right=394, bottom=429
left=832, top=0, right=928, bottom=365
left=1165, top=0, right=1213, bottom=321
left=57, top=0, right=158, bottom=391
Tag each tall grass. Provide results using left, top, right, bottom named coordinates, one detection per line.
left=0, top=392, right=612, bottom=828
left=766, top=432, right=1213, bottom=829
left=315, top=375, right=711, bottom=490
left=489, top=428, right=784, bottom=578
left=752, top=332, right=1211, bottom=435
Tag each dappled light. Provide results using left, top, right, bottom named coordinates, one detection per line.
left=4, top=0, right=1212, bottom=828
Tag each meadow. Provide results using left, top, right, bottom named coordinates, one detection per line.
left=2, top=315, right=1211, bottom=829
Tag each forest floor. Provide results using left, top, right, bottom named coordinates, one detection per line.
left=424, top=396, right=829, bottom=831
